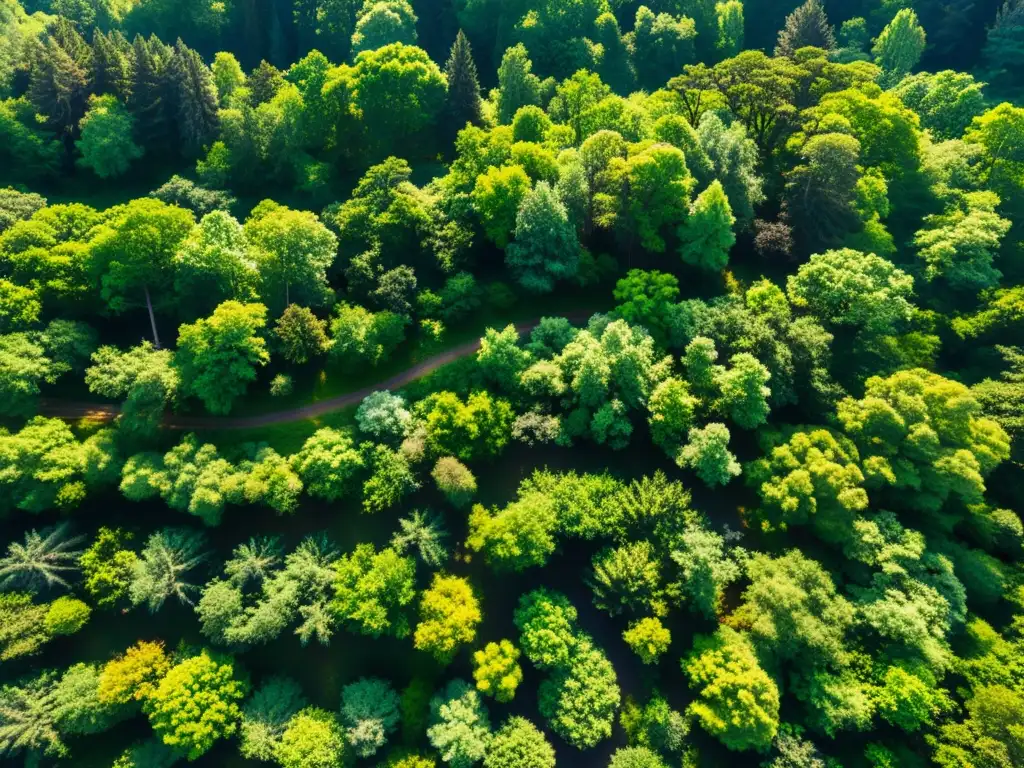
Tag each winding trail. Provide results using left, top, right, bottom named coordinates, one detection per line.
left=39, top=311, right=597, bottom=431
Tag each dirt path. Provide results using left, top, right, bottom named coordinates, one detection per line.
left=39, top=312, right=597, bottom=431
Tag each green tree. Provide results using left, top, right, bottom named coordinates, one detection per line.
left=679, top=180, right=735, bottom=271
left=873, top=9, right=926, bottom=88
left=683, top=626, right=779, bottom=751
left=80, top=527, right=137, bottom=609
left=775, top=0, right=835, bottom=57
left=505, top=182, right=580, bottom=293
left=173, top=210, right=258, bottom=316
left=483, top=717, right=554, bottom=768
left=783, top=133, right=862, bottom=252
left=647, top=378, right=698, bottom=457
left=716, top=0, right=744, bottom=56
left=211, top=52, right=245, bottom=104
left=85, top=343, right=178, bottom=437
left=75, top=95, right=143, bottom=178
left=679, top=423, right=741, bottom=486
left=786, top=249, right=915, bottom=333
left=362, top=443, right=419, bottom=513
left=473, top=640, right=523, bottom=703
left=609, top=747, right=668, bottom=768
left=289, top=427, right=364, bottom=502
left=329, top=302, right=406, bottom=368
left=239, top=676, right=306, bottom=762
left=496, top=44, right=541, bottom=124
left=893, top=70, right=986, bottom=140
left=168, top=40, right=219, bottom=155
left=443, top=30, right=482, bottom=135
left=613, top=269, right=680, bottom=347
left=670, top=524, right=741, bottom=619
left=514, top=588, right=579, bottom=670
left=391, top=510, right=449, bottom=567
left=467, top=493, right=558, bottom=571
left=472, top=164, right=532, bottom=248
left=174, top=301, right=269, bottom=415
left=836, top=368, right=1010, bottom=513
left=623, top=617, right=671, bottom=665
left=351, top=0, right=418, bottom=53
left=415, top=390, right=514, bottom=461
left=277, top=708, right=346, bottom=768
left=245, top=203, right=337, bottom=312
left=427, top=679, right=492, bottom=768
left=331, top=543, right=416, bottom=638
left=745, top=428, right=868, bottom=542
left=352, top=43, right=446, bottom=157
left=589, top=541, right=666, bottom=616
left=89, top=198, right=195, bottom=348
left=696, top=111, right=764, bottom=227
left=415, top=573, right=482, bottom=663
left=0, top=524, right=83, bottom=594
left=984, top=0, right=1024, bottom=83
left=144, top=650, right=248, bottom=760
left=716, top=353, right=771, bottom=429
left=629, top=6, right=698, bottom=91
left=128, top=528, right=208, bottom=612
left=476, top=325, right=531, bottom=392
left=274, top=304, right=329, bottom=364
left=432, top=457, right=477, bottom=507
left=0, top=593, right=53, bottom=661
left=538, top=639, right=620, bottom=748
left=42, top=596, right=90, bottom=635
left=340, top=677, right=400, bottom=758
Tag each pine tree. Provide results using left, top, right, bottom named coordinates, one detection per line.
left=91, top=29, right=131, bottom=100
left=775, top=0, right=836, bottom=57
left=679, top=180, right=736, bottom=271
left=169, top=40, right=220, bottom=156
left=28, top=36, right=90, bottom=147
left=443, top=30, right=483, bottom=137
left=129, top=35, right=173, bottom=150
left=985, top=0, right=1024, bottom=81
left=50, top=16, right=92, bottom=71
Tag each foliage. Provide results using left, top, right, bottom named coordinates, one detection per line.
left=623, top=618, right=671, bottom=664
left=341, top=677, right=400, bottom=758
left=473, top=640, right=523, bottom=703
left=0, top=523, right=84, bottom=593
left=415, top=573, right=481, bottom=663
left=483, top=717, right=554, bottom=768
left=276, top=707, right=346, bottom=768
left=331, top=543, right=415, bottom=638
left=427, top=679, right=492, bottom=768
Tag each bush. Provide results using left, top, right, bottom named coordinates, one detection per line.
left=270, top=374, right=293, bottom=397
left=432, top=457, right=478, bottom=507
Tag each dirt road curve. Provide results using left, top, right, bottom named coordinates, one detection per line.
left=38, top=312, right=597, bottom=431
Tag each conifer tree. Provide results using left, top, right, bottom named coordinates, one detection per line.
left=247, top=60, right=285, bottom=105
left=129, top=35, right=173, bottom=150
left=775, top=0, right=836, bottom=57
left=91, top=29, right=131, bottom=101
left=679, top=180, right=736, bottom=271
left=443, top=30, right=482, bottom=137
left=28, top=27, right=90, bottom=147
left=873, top=9, right=926, bottom=88
left=170, top=40, right=219, bottom=156
left=984, top=0, right=1024, bottom=81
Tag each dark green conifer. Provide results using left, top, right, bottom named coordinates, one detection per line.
left=775, top=0, right=836, bottom=57
left=169, top=40, right=220, bottom=156
left=443, top=30, right=482, bottom=137
left=91, top=29, right=131, bottom=100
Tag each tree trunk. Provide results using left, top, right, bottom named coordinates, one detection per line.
left=144, top=285, right=161, bottom=349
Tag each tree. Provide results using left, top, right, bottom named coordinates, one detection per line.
left=0, top=671, right=66, bottom=758
left=331, top=543, right=416, bottom=638
left=427, top=679, right=492, bottom=768
left=745, top=428, right=868, bottom=542
left=775, top=0, right=835, bottom=57
left=716, top=0, right=744, bottom=56
left=608, top=747, right=668, bottom=768
left=783, top=133, right=862, bottom=251
left=276, top=708, right=346, bottom=768
left=729, top=550, right=854, bottom=668
left=683, top=626, right=779, bottom=752
left=89, top=198, right=195, bottom=347
left=145, top=650, right=248, bottom=760
left=432, top=457, right=477, bottom=507
left=391, top=510, right=449, bottom=567
left=670, top=525, right=741, bottom=619
left=0, top=524, right=83, bottom=594
left=679, top=423, right=741, bottom=487
left=42, top=596, right=89, bottom=635
left=872, top=664, right=952, bottom=732
left=679, top=180, right=735, bottom=271
left=28, top=24, right=90, bottom=144
left=0, top=593, right=52, bottom=662
left=467, top=494, right=558, bottom=571
left=514, top=589, right=579, bottom=670
left=787, top=249, right=915, bottom=333
left=352, top=43, right=446, bottom=157
left=893, top=70, right=987, bottom=140
left=613, top=269, right=680, bottom=347
left=505, top=182, right=580, bottom=293
left=538, top=639, right=620, bottom=748
left=351, top=0, right=418, bottom=53
left=837, top=368, right=1010, bottom=513
left=0, top=333, right=61, bottom=417
left=245, top=203, right=337, bottom=312
left=623, top=618, right=671, bottom=665
left=169, top=40, right=219, bottom=155
left=914, top=191, right=1011, bottom=292
left=483, top=717, right=554, bottom=768
left=589, top=541, right=666, bottom=616
left=716, top=353, right=771, bottom=429
left=151, top=175, right=236, bottom=216
left=696, top=111, right=765, bottom=227
left=128, top=35, right=173, bottom=150
left=476, top=325, right=531, bottom=392
left=444, top=30, right=482, bottom=135
left=329, top=303, right=406, bottom=368
left=415, top=574, right=482, bottom=663
left=362, top=443, right=419, bottom=513
left=629, top=7, right=698, bottom=91
left=98, top=641, right=172, bottom=705
left=239, top=677, right=306, bottom=761
left=416, top=391, right=514, bottom=461
left=473, top=640, right=523, bottom=703
left=497, top=44, right=540, bottom=124
left=211, top=52, right=245, bottom=104
left=85, top=343, right=178, bottom=437
left=873, top=9, right=926, bottom=88
left=984, top=0, right=1024, bottom=82
left=173, top=210, right=258, bottom=316
left=128, top=528, right=208, bottom=612
left=90, top=30, right=131, bottom=101
left=75, top=95, right=143, bottom=178
left=274, top=304, right=329, bottom=364
left=174, top=301, right=269, bottom=415
left=472, top=164, right=532, bottom=248
left=341, top=678, right=401, bottom=758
